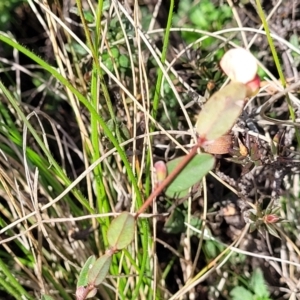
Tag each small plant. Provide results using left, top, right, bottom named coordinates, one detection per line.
left=137, top=48, right=260, bottom=214
left=230, top=268, right=271, bottom=300
left=76, top=212, right=135, bottom=299
left=0, top=1, right=299, bottom=299
left=173, top=0, right=232, bottom=47
left=244, top=202, right=284, bottom=238
left=74, top=48, right=261, bottom=298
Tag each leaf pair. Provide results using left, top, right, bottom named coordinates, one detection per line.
left=76, top=212, right=135, bottom=299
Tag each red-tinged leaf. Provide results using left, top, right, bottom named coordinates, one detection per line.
left=75, top=286, right=86, bottom=300
left=165, top=153, right=215, bottom=198
left=264, top=214, right=280, bottom=224
left=245, top=74, right=260, bottom=96
left=154, top=160, right=167, bottom=184
left=87, top=254, right=112, bottom=286
left=196, top=82, right=247, bottom=142
left=107, top=212, right=135, bottom=250
left=220, top=48, right=257, bottom=84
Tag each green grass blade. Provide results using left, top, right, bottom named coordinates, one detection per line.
left=0, top=33, right=142, bottom=208
left=255, top=0, right=300, bottom=146
left=0, top=257, right=34, bottom=300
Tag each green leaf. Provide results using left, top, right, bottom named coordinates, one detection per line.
left=103, top=58, right=114, bottom=72
left=107, top=212, right=135, bottom=249
left=230, top=286, right=253, bottom=300
left=265, top=224, right=280, bottom=239
left=119, top=122, right=131, bottom=141
left=204, top=240, right=217, bottom=257
left=119, top=54, right=129, bottom=68
left=68, top=42, right=88, bottom=56
left=196, top=82, right=247, bottom=141
left=167, top=188, right=190, bottom=198
left=290, top=34, right=300, bottom=57
left=190, top=7, right=208, bottom=28
left=110, top=47, right=120, bottom=58
left=106, top=119, right=115, bottom=132
left=83, top=11, right=94, bottom=23
left=165, top=153, right=215, bottom=197
left=103, top=0, right=110, bottom=11
left=164, top=209, right=185, bottom=234
left=88, top=254, right=112, bottom=286
left=250, top=268, right=270, bottom=298
left=77, top=255, right=96, bottom=287
left=185, top=215, right=202, bottom=231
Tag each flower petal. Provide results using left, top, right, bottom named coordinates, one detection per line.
left=220, top=48, right=258, bottom=84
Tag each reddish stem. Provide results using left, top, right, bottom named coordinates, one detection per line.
left=76, top=284, right=95, bottom=300
left=135, top=141, right=200, bottom=218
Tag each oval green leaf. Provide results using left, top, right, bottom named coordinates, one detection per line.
left=119, top=54, right=129, bottom=68
left=165, top=153, right=215, bottom=197
left=196, top=82, right=247, bottom=141
left=163, top=210, right=185, bottom=234
left=88, top=254, right=112, bottom=286
left=107, top=212, right=135, bottom=250
left=77, top=255, right=96, bottom=287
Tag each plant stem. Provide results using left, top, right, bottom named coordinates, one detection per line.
left=136, top=141, right=200, bottom=218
